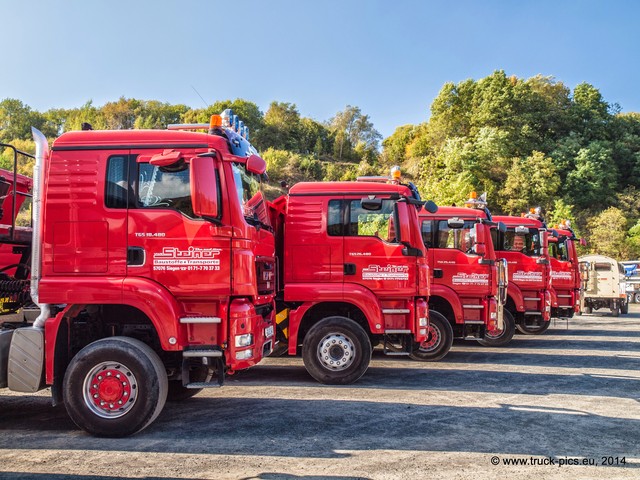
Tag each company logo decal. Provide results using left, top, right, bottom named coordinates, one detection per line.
left=362, top=264, right=409, bottom=281
left=452, top=272, right=490, bottom=285
left=551, top=271, right=573, bottom=280
left=512, top=270, right=543, bottom=282
left=153, top=247, right=221, bottom=272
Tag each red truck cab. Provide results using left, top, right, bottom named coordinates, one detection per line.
left=548, top=224, right=582, bottom=318
left=0, top=112, right=276, bottom=436
left=419, top=206, right=512, bottom=350
left=492, top=215, right=552, bottom=334
left=270, top=181, right=430, bottom=384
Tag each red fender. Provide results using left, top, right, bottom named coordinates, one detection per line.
left=429, top=284, right=464, bottom=324
left=507, top=282, right=525, bottom=312
left=285, top=282, right=384, bottom=355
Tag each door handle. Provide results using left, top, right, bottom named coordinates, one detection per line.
left=344, top=263, right=356, bottom=275
left=127, top=247, right=146, bottom=266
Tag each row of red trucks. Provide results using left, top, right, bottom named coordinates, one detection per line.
left=0, top=114, right=582, bottom=436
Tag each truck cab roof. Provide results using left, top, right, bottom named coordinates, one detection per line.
left=289, top=181, right=413, bottom=197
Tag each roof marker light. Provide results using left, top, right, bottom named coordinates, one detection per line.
left=209, top=115, right=222, bottom=128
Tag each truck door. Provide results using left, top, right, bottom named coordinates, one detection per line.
left=125, top=148, right=231, bottom=298
left=342, top=197, right=416, bottom=299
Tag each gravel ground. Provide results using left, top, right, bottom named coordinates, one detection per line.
left=1, top=306, right=639, bottom=479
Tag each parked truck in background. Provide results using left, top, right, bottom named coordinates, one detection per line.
left=0, top=112, right=276, bottom=436
left=579, top=254, right=628, bottom=316
left=418, top=206, right=511, bottom=350
left=621, top=260, right=640, bottom=304
left=269, top=180, right=435, bottom=383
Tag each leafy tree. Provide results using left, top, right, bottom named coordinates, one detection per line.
left=254, top=102, right=301, bottom=152
left=500, top=151, right=560, bottom=214
left=565, top=141, right=618, bottom=210
left=0, top=99, right=48, bottom=141
left=329, top=105, right=381, bottom=162
left=586, top=207, right=627, bottom=259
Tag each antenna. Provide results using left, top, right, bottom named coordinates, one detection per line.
left=191, top=85, right=209, bottom=107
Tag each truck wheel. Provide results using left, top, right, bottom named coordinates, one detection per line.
left=478, top=309, right=516, bottom=347
left=516, top=318, right=551, bottom=335
left=635, top=293, right=640, bottom=304
left=409, top=310, right=453, bottom=362
left=621, top=302, right=629, bottom=315
left=611, top=305, right=620, bottom=317
left=302, top=317, right=371, bottom=385
left=63, top=337, right=168, bottom=437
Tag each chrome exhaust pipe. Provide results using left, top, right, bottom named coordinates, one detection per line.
left=30, top=127, right=50, bottom=328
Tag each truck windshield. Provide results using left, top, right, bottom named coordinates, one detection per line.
left=500, top=228, right=542, bottom=256
left=232, top=163, right=270, bottom=228
left=422, top=220, right=476, bottom=252
left=549, top=238, right=569, bottom=261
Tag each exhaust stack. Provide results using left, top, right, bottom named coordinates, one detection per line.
left=30, top=127, right=50, bottom=328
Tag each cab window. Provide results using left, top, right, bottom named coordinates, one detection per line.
left=137, top=162, right=195, bottom=218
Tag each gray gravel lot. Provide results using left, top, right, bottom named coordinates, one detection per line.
left=1, top=306, right=639, bottom=479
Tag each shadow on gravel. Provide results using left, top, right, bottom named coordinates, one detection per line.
left=0, top=394, right=637, bottom=465
left=546, top=329, right=640, bottom=338
left=224, top=362, right=640, bottom=400
left=0, top=475, right=196, bottom=480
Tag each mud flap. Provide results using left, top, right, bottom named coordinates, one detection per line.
left=8, top=327, right=45, bottom=392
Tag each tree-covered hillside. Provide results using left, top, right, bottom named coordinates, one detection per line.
left=1, top=71, right=639, bottom=258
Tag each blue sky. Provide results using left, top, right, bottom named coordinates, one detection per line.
left=3, top=0, right=639, bottom=138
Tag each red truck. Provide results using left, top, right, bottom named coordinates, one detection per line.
left=0, top=112, right=276, bottom=436
left=548, top=222, right=582, bottom=320
left=269, top=180, right=434, bottom=384
left=418, top=206, right=511, bottom=352
left=491, top=215, right=552, bottom=334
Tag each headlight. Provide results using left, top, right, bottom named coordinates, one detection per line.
left=235, top=333, right=254, bottom=347
left=419, top=317, right=428, bottom=327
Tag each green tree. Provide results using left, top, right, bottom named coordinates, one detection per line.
left=565, top=141, right=618, bottom=210
left=586, top=207, right=627, bottom=259
left=329, top=105, right=381, bottom=162
left=500, top=151, right=560, bottom=214
left=0, top=98, right=48, bottom=141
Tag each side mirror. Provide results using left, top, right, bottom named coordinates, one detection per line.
left=361, top=197, right=382, bottom=211
left=447, top=217, right=465, bottom=229
left=246, top=154, right=266, bottom=175
left=423, top=200, right=438, bottom=214
left=580, top=238, right=587, bottom=246
left=497, top=221, right=506, bottom=233
left=190, top=156, right=219, bottom=218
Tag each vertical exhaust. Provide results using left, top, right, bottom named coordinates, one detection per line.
left=30, top=127, right=50, bottom=328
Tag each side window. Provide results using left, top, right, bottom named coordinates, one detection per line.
left=137, top=162, right=196, bottom=218
left=105, top=155, right=129, bottom=209
left=327, top=200, right=344, bottom=236
left=347, top=199, right=397, bottom=242
left=421, top=220, right=434, bottom=248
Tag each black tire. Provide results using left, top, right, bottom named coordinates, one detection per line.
left=621, top=301, right=629, bottom=315
left=166, top=364, right=208, bottom=402
left=302, top=316, right=372, bottom=385
left=478, top=309, right=516, bottom=347
left=584, top=306, right=592, bottom=314
left=63, top=337, right=168, bottom=437
left=409, top=310, right=453, bottom=362
left=635, top=293, right=640, bottom=304
left=516, top=317, right=551, bottom=335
